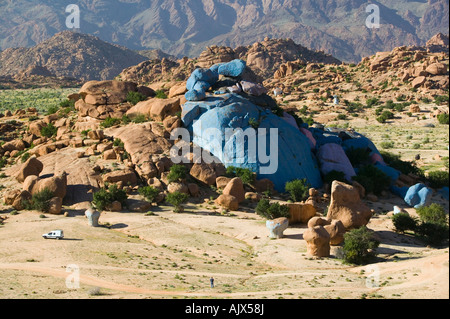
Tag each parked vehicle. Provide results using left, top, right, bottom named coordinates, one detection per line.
left=42, top=230, right=64, bottom=240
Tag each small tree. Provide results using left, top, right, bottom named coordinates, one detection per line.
left=392, top=212, right=417, bottom=234
left=166, top=192, right=189, bottom=213
left=167, top=164, right=187, bottom=183
left=139, top=186, right=160, bottom=203
left=285, top=179, right=309, bottom=202
left=126, top=91, right=146, bottom=105
left=226, top=166, right=255, bottom=185
left=93, top=184, right=128, bottom=211
left=22, top=188, right=55, bottom=213
left=342, top=226, right=380, bottom=265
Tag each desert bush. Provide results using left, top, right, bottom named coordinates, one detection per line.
left=365, top=97, right=380, bottom=108
left=345, top=147, right=371, bottom=167
left=416, top=222, right=449, bottom=246
left=426, top=171, right=449, bottom=189
left=93, top=184, right=128, bottom=211
left=226, top=166, right=255, bottom=185
left=167, top=164, right=187, bottom=183
left=166, top=191, right=189, bottom=213
left=138, top=186, right=160, bottom=203
left=155, top=90, right=168, bottom=99
left=46, top=105, right=60, bottom=115
left=434, top=95, right=449, bottom=105
left=352, top=165, right=390, bottom=195
left=380, top=141, right=394, bottom=149
left=22, top=188, right=55, bottom=213
left=40, top=123, right=57, bottom=138
left=126, top=91, right=146, bottom=105
left=380, top=151, right=423, bottom=177
left=392, top=212, right=418, bottom=233
left=437, top=113, right=449, bottom=125
left=342, top=226, right=380, bottom=265
left=285, top=179, right=309, bottom=202
left=255, top=198, right=290, bottom=220
left=100, top=117, right=121, bottom=128
left=416, top=203, right=448, bottom=226
left=60, top=99, right=75, bottom=108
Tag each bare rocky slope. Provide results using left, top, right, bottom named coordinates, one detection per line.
left=0, top=31, right=147, bottom=82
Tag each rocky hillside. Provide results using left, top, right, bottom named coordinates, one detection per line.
left=0, top=31, right=148, bottom=82
left=118, top=37, right=341, bottom=85
left=0, top=0, right=448, bottom=62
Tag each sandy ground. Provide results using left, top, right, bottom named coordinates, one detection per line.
left=0, top=197, right=448, bottom=299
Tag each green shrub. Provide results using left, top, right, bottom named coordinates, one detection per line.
left=345, top=147, right=371, bottom=167
left=166, top=191, right=189, bottom=213
left=437, top=113, right=449, bottom=125
left=139, top=186, right=160, bottom=203
left=342, top=226, right=380, bottom=265
left=155, top=90, right=168, bottom=99
left=167, top=164, right=187, bottom=183
left=93, top=184, right=128, bottom=211
left=365, top=97, right=380, bottom=108
left=426, top=171, right=449, bottom=189
left=22, top=188, right=55, bottom=213
left=40, top=123, right=57, bottom=138
left=392, top=212, right=418, bottom=233
left=434, top=95, right=449, bottom=105
left=255, top=198, right=290, bottom=220
left=380, top=141, right=394, bottom=149
left=416, top=203, right=448, bottom=226
left=380, top=151, right=423, bottom=177
left=100, top=117, right=121, bottom=128
left=416, top=222, right=449, bottom=246
left=60, top=99, right=75, bottom=108
left=126, top=91, right=146, bottom=105
left=323, top=170, right=348, bottom=184
left=352, top=165, right=390, bottom=195
left=0, top=157, right=7, bottom=169
left=46, top=105, right=60, bottom=115
left=226, top=166, right=255, bottom=185
left=285, top=179, right=309, bottom=202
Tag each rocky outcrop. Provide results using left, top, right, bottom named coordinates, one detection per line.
left=303, top=226, right=330, bottom=258
left=326, top=181, right=373, bottom=230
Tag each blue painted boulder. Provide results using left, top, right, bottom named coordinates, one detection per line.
left=185, top=89, right=206, bottom=102
left=181, top=93, right=323, bottom=192
left=404, top=183, right=433, bottom=208
left=266, top=217, right=289, bottom=239
left=186, top=68, right=218, bottom=91
left=218, top=59, right=246, bottom=77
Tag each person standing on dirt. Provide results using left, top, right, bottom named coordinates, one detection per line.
left=210, top=277, right=214, bottom=288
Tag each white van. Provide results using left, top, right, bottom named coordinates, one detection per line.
left=42, top=230, right=64, bottom=240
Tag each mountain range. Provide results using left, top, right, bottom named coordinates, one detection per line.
left=0, top=0, right=448, bottom=63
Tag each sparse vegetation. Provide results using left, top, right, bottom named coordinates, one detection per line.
left=166, top=192, right=189, bottom=213
left=22, top=188, right=55, bottom=213
left=341, top=226, right=380, bottom=265
left=40, top=123, right=57, bottom=138
left=126, top=91, right=146, bottom=105
left=138, top=186, right=161, bottom=203
left=285, top=179, right=309, bottom=202
left=352, top=165, right=390, bottom=195
left=226, top=166, right=255, bottom=185
left=92, top=184, right=128, bottom=211
left=167, top=164, right=187, bottom=183
left=255, top=198, right=290, bottom=220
